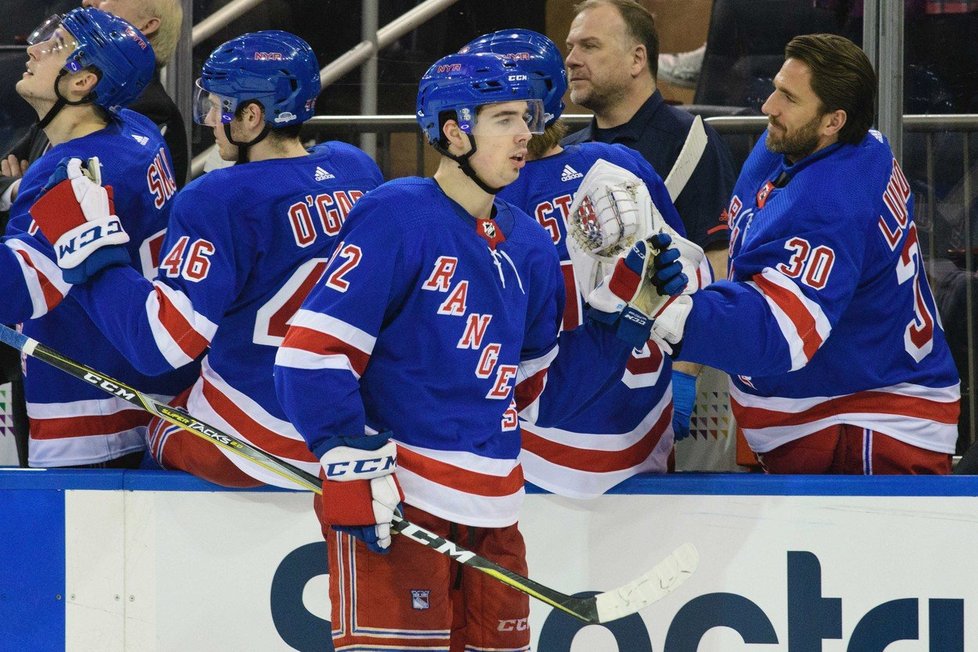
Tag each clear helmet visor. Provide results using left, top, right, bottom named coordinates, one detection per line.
left=469, top=99, right=545, bottom=137
left=27, top=15, right=64, bottom=46
left=27, top=14, right=77, bottom=60
left=192, top=79, right=238, bottom=126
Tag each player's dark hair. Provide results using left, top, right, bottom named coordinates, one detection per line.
left=233, top=100, right=303, bottom=140
left=272, top=124, right=303, bottom=140
left=434, top=103, right=493, bottom=149
left=784, top=34, right=877, bottom=145
left=574, top=0, right=659, bottom=78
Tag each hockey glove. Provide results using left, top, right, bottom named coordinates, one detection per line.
left=319, top=431, right=404, bottom=554
left=29, top=157, right=131, bottom=284
left=650, top=295, right=694, bottom=356
left=587, top=235, right=687, bottom=348
left=671, top=371, right=697, bottom=441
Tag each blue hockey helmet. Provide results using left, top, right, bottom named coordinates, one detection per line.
left=194, top=30, right=320, bottom=127
left=29, top=8, right=155, bottom=111
left=416, top=51, right=545, bottom=145
left=460, top=29, right=567, bottom=127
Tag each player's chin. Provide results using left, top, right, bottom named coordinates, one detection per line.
left=568, top=85, right=591, bottom=106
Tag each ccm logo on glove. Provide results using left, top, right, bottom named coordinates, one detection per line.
left=57, top=218, right=126, bottom=259
left=324, top=454, right=396, bottom=478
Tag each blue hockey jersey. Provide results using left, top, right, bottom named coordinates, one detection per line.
left=70, top=142, right=383, bottom=484
left=275, top=177, right=641, bottom=525
left=679, top=130, right=960, bottom=453
left=3, top=109, right=197, bottom=466
left=497, top=142, right=687, bottom=496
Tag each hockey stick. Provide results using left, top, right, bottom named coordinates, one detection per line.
left=663, top=114, right=708, bottom=202
left=0, top=323, right=698, bottom=624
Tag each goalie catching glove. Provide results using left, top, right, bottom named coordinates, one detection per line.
left=29, top=157, right=131, bottom=283
left=566, top=158, right=711, bottom=299
left=587, top=233, right=687, bottom=348
left=318, top=430, right=404, bottom=554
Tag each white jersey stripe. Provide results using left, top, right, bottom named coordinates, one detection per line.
left=8, top=239, right=70, bottom=318
left=290, top=308, right=377, bottom=355
left=395, top=465, right=524, bottom=528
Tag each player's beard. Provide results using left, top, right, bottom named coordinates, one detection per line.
left=765, top=113, right=823, bottom=161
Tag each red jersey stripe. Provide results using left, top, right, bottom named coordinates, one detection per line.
left=30, top=409, right=149, bottom=439
left=155, top=288, right=210, bottom=360
left=397, top=446, right=524, bottom=497
left=282, top=325, right=370, bottom=376
left=732, top=390, right=960, bottom=428
left=200, top=377, right=316, bottom=461
left=753, top=272, right=822, bottom=361
left=521, top=405, right=671, bottom=473
left=15, top=248, right=64, bottom=311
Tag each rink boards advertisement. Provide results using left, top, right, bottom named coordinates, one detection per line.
left=0, top=471, right=975, bottom=651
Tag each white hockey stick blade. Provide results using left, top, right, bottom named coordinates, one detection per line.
left=594, top=542, right=699, bottom=623
left=664, top=115, right=708, bottom=201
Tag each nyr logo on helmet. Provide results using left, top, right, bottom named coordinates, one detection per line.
left=254, top=52, right=284, bottom=61
left=436, top=63, right=462, bottom=73
left=124, top=26, right=148, bottom=50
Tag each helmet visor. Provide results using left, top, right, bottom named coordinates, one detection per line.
left=193, top=78, right=237, bottom=126
left=470, top=99, right=545, bottom=137
left=27, top=14, right=77, bottom=61
left=27, top=15, right=64, bottom=46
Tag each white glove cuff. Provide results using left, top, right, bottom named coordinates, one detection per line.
left=651, top=294, right=693, bottom=345
left=587, top=278, right=628, bottom=314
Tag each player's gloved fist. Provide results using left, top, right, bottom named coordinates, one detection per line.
left=671, top=371, right=697, bottom=442
left=318, top=431, right=404, bottom=554
left=29, top=156, right=131, bottom=284
left=647, top=233, right=686, bottom=296
left=587, top=238, right=656, bottom=348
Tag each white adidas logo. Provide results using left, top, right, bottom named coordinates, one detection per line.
left=315, top=166, right=335, bottom=181
left=131, top=134, right=149, bottom=146
left=561, top=164, right=583, bottom=182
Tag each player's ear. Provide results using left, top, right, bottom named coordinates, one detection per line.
left=136, top=15, right=161, bottom=39
left=442, top=118, right=466, bottom=150
left=821, top=108, right=847, bottom=138
left=66, top=69, right=99, bottom=100
left=240, top=101, right=265, bottom=133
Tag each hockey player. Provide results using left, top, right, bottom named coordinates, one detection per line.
left=1, top=8, right=195, bottom=468
left=272, top=52, right=685, bottom=650
left=645, top=34, right=961, bottom=474
left=29, top=31, right=383, bottom=485
left=467, top=29, right=701, bottom=495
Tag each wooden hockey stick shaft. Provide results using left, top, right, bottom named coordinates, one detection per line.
left=0, top=323, right=697, bottom=623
